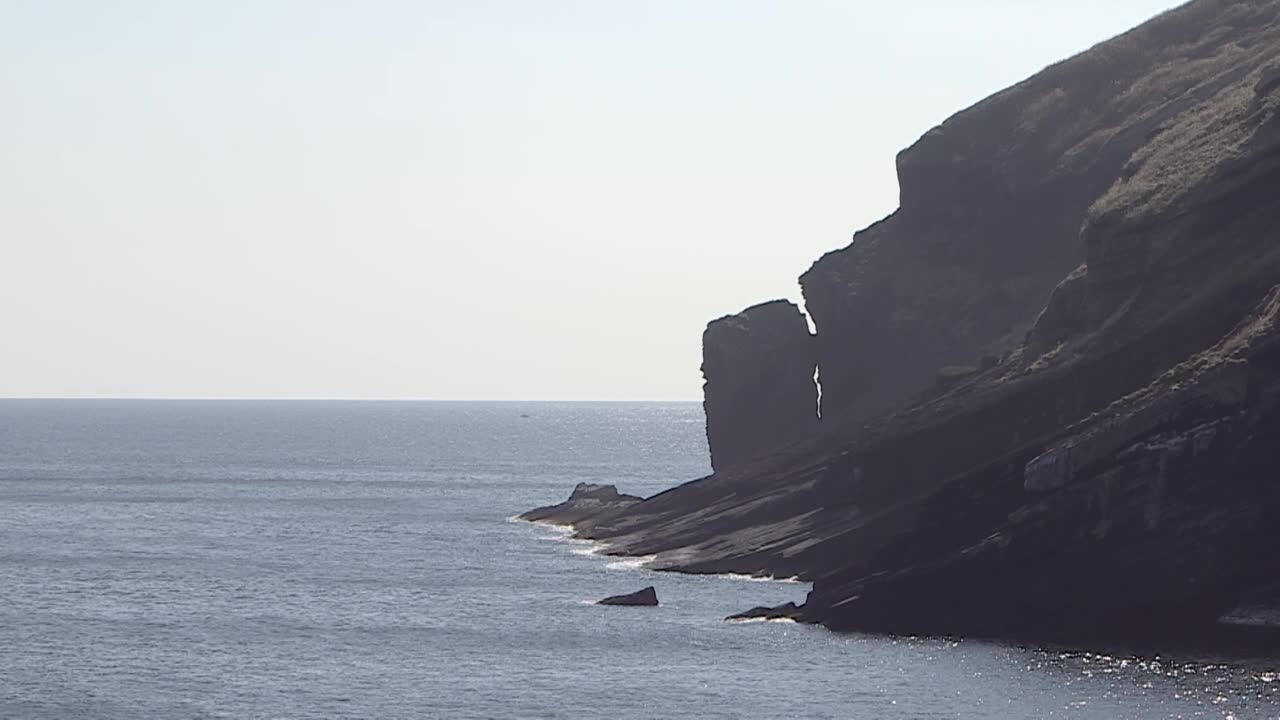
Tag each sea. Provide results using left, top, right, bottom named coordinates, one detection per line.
left=2, top=399, right=1280, bottom=719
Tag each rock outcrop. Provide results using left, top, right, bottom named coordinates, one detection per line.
left=597, top=586, right=659, bottom=607
left=525, top=0, right=1280, bottom=651
left=701, top=300, right=818, bottom=471
left=725, top=602, right=802, bottom=623
left=519, top=483, right=642, bottom=527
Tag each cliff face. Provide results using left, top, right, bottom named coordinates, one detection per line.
left=528, top=0, right=1280, bottom=650
left=701, top=300, right=817, bottom=472
left=802, top=51, right=1280, bottom=642
left=800, top=0, right=1280, bottom=426
left=810, top=286, right=1280, bottom=643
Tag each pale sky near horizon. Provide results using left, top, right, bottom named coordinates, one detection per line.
left=2, top=0, right=1184, bottom=400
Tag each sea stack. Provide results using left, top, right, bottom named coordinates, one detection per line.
left=701, top=300, right=818, bottom=472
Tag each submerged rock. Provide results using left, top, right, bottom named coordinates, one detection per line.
left=597, top=586, right=658, bottom=607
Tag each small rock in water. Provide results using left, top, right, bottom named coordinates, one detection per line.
left=726, top=601, right=802, bottom=622
left=597, top=586, right=659, bottom=606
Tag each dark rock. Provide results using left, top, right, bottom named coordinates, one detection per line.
left=597, top=586, right=658, bottom=607
left=524, top=0, right=1280, bottom=652
left=806, top=286, right=1280, bottom=644
left=1256, top=61, right=1280, bottom=98
left=702, top=300, right=818, bottom=472
left=726, top=601, right=802, bottom=622
left=519, top=483, right=642, bottom=527
left=934, top=365, right=978, bottom=390
left=797, top=0, right=1280, bottom=428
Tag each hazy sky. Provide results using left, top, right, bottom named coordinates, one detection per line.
left=2, top=1, right=1183, bottom=400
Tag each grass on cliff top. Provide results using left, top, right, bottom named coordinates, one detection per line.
left=1090, top=64, right=1280, bottom=226
left=904, top=0, right=1280, bottom=182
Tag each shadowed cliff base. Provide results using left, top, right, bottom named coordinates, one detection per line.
left=527, top=0, right=1280, bottom=654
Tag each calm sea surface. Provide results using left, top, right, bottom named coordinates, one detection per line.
left=2, top=400, right=1280, bottom=719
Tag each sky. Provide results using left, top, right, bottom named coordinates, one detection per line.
left=1, top=0, right=1185, bottom=400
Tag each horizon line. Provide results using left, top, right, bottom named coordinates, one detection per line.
left=0, top=396, right=703, bottom=403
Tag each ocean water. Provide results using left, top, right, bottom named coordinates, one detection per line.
left=2, top=400, right=1280, bottom=719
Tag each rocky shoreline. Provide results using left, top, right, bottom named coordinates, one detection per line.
left=526, top=0, right=1280, bottom=654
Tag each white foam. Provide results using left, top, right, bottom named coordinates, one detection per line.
left=509, top=516, right=596, bottom=547
left=702, top=572, right=806, bottom=585
left=605, top=555, right=657, bottom=571
left=508, top=515, right=573, bottom=534
left=526, top=524, right=654, bottom=569
left=570, top=544, right=605, bottom=557
left=725, top=616, right=799, bottom=625
left=511, top=514, right=807, bottom=587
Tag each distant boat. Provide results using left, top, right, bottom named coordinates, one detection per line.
left=520, top=413, right=531, bottom=419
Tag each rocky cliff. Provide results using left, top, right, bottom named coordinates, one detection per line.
left=701, top=300, right=818, bottom=471
left=526, top=0, right=1280, bottom=650
left=800, top=0, right=1280, bottom=426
